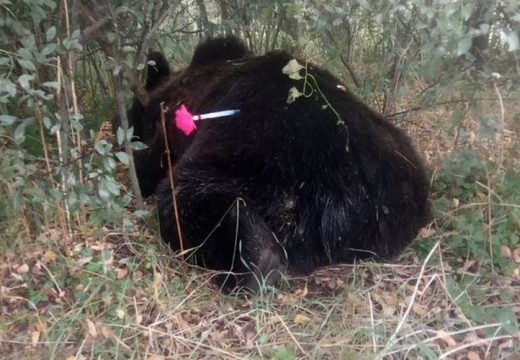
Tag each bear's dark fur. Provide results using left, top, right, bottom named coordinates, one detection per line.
left=131, top=36, right=431, bottom=290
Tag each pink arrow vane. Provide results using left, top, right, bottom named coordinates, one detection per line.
left=174, top=104, right=240, bottom=135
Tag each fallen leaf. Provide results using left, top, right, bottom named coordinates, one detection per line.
left=147, top=272, right=163, bottom=294
left=76, top=256, right=93, bottom=267
left=42, top=250, right=57, bottom=263
left=373, top=293, right=398, bottom=316
left=116, top=309, right=125, bottom=319
left=11, top=273, right=23, bottom=281
left=17, top=264, right=29, bottom=273
left=418, top=226, right=436, bottom=238
left=412, top=303, right=428, bottom=316
left=104, top=255, right=114, bottom=266
left=90, top=242, right=106, bottom=251
left=467, top=351, right=480, bottom=360
left=293, top=314, right=311, bottom=325
left=278, top=286, right=308, bottom=305
left=501, top=246, right=512, bottom=259
left=116, top=268, right=128, bottom=279
left=512, top=247, right=520, bottom=263
left=147, top=355, right=166, bottom=360
left=86, top=319, right=97, bottom=338
left=463, top=259, right=477, bottom=271
left=437, top=330, right=456, bottom=347
left=31, top=331, right=40, bottom=346
left=75, top=283, right=84, bottom=291
left=100, top=324, right=114, bottom=338
left=293, top=285, right=308, bottom=298
left=133, top=270, right=144, bottom=281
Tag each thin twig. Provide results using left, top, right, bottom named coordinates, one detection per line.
left=39, top=261, right=65, bottom=299
left=378, top=241, right=440, bottom=358
left=384, top=322, right=505, bottom=356
left=439, top=335, right=513, bottom=359
left=368, top=291, right=377, bottom=353
left=114, top=75, right=144, bottom=209
left=275, top=313, right=307, bottom=355
left=160, top=102, right=184, bottom=257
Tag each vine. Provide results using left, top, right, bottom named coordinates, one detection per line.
left=282, top=59, right=349, bottom=149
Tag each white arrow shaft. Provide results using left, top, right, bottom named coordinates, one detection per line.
left=194, top=109, right=240, bottom=120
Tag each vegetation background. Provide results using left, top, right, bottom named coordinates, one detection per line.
left=1, top=0, right=519, bottom=358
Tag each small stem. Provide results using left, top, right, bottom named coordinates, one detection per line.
left=114, top=75, right=143, bottom=209
left=160, top=102, right=184, bottom=257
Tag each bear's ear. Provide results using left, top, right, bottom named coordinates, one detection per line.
left=189, top=36, right=251, bottom=68
left=145, top=51, right=171, bottom=91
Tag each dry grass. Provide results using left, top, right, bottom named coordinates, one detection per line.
left=1, top=218, right=519, bottom=359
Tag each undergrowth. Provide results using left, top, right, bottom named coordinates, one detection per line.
left=1, top=1, right=519, bottom=359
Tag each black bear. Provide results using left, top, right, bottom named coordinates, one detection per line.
left=131, top=36, right=430, bottom=291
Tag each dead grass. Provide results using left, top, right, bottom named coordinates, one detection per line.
left=1, top=217, right=519, bottom=359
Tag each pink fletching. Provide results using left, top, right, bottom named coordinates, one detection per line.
left=175, top=104, right=197, bottom=135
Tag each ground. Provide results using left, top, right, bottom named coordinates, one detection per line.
left=1, top=217, right=519, bottom=359
left=1, top=109, right=519, bottom=359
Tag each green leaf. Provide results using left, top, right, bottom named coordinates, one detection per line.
left=103, top=157, right=117, bottom=172
left=273, top=346, right=295, bottom=360
left=41, top=43, right=57, bottom=56
left=133, top=210, right=149, bottom=217
left=42, top=81, right=59, bottom=90
left=98, top=180, right=110, bottom=200
left=456, top=37, right=472, bottom=56
left=106, top=32, right=117, bottom=44
left=122, top=46, right=136, bottom=53
left=18, top=74, right=34, bottom=89
left=130, top=141, right=147, bottom=150
left=18, top=59, right=36, bottom=71
left=117, top=127, right=125, bottom=145
left=0, top=115, right=17, bottom=125
left=115, top=151, right=130, bottom=166
left=113, top=64, right=122, bottom=76
left=104, top=177, right=120, bottom=196
left=503, top=31, right=519, bottom=52
left=125, top=127, right=134, bottom=141
left=14, top=118, right=35, bottom=144
left=460, top=3, right=474, bottom=21
left=490, top=308, right=519, bottom=335
left=17, top=47, right=33, bottom=60
left=31, top=4, right=46, bottom=25
left=0, top=79, right=17, bottom=97
left=95, top=140, right=112, bottom=155
left=46, top=26, right=56, bottom=41
left=22, top=34, right=36, bottom=50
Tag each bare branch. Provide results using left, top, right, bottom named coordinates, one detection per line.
left=137, top=1, right=171, bottom=65
left=325, top=29, right=361, bottom=88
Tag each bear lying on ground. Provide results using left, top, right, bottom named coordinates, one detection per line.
left=130, top=36, right=431, bottom=291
